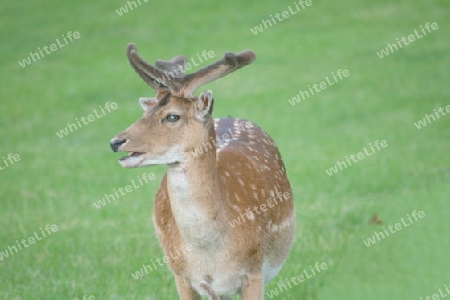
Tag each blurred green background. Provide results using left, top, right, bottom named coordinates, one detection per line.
left=1, top=0, right=449, bottom=299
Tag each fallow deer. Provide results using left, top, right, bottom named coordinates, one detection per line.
left=110, top=43, right=295, bottom=299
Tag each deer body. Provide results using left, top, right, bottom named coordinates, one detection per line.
left=110, top=44, right=294, bottom=299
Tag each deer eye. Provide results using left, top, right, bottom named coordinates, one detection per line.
left=165, top=114, right=180, bottom=122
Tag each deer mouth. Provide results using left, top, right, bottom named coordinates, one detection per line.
left=117, top=151, right=147, bottom=168
left=119, top=152, right=145, bottom=161
left=129, top=151, right=145, bottom=157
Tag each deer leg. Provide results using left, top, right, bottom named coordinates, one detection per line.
left=199, top=280, right=220, bottom=300
left=175, top=275, right=201, bottom=300
left=240, top=273, right=264, bottom=300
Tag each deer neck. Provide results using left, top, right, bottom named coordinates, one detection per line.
left=166, top=128, right=226, bottom=248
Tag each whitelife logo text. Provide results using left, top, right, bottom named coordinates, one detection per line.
left=18, top=31, right=81, bottom=68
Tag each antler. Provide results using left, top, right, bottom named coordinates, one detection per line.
left=155, top=55, right=188, bottom=79
left=127, top=43, right=179, bottom=93
left=180, top=50, right=255, bottom=97
left=126, top=43, right=256, bottom=98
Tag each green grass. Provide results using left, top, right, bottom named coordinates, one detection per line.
left=1, top=0, right=449, bottom=299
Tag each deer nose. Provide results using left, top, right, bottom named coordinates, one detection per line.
left=110, top=138, right=127, bottom=152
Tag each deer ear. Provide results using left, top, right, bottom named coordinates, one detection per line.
left=195, top=90, right=214, bottom=119
left=139, top=97, right=158, bottom=110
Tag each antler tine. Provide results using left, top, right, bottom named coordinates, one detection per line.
left=155, top=55, right=188, bottom=79
left=180, top=50, right=256, bottom=98
left=126, top=43, right=180, bottom=93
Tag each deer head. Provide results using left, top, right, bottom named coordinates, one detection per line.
left=110, top=43, right=255, bottom=168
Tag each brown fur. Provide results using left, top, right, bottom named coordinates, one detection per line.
left=110, top=44, right=295, bottom=299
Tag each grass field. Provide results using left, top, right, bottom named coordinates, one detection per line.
left=1, top=0, right=449, bottom=299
